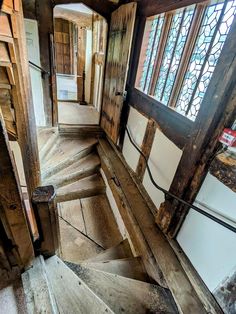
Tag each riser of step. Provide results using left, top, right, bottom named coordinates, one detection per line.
left=44, top=164, right=100, bottom=188
left=39, top=132, right=58, bottom=162
left=42, top=145, right=95, bottom=181
left=57, top=186, right=106, bottom=203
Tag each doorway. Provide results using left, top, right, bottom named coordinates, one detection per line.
left=53, top=3, right=107, bottom=125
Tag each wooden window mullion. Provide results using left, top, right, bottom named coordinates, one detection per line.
left=149, top=13, right=172, bottom=96
left=168, top=3, right=206, bottom=108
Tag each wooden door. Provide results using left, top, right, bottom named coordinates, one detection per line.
left=54, top=18, right=72, bottom=75
left=101, top=2, right=136, bottom=143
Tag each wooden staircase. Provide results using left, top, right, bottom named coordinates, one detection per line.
left=22, top=242, right=178, bottom=313
left=32, top=128, right=178, bottom=313
left=38, top=128, right=106, bottom=202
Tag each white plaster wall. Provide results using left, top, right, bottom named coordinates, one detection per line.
left=177, top=172, right=236, bottom=292
left=177, top=208, right=236, bottom=291
left=56, top=74, right=77, bottom=100
left=24, top=19, right=46, bottom=126
left=142, top=128, right=182, bottom=209
left=122, top=107, right=148, bottom=171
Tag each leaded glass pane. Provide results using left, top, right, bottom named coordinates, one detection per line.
left=154, top=11, right=185, bottom=102
left=144, top=16, right=164, bottom=93
left=187, top=0, right=236, bottom=119
left=161, top=8, right=195, bottom=105
left=139, top=17, right=163, bottom=91
left=176, top=0, right=236, bottom=120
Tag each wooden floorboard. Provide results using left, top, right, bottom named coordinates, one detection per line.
left=58, top=218, right=104, bottom=264
left=85, top=239, right=133, bottom=263
left=81, top=257, right=149, bottom=282
left=81, top=194, right=123, bottom=249
left=67, top=263, right=178, bottom=314
left=45, top=256, right=113, bottom=314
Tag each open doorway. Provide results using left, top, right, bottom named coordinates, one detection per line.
left=53, top=3, right=107, bottom=125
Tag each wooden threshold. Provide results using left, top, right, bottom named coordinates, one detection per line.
left=97, top=138, right=223, bottom=314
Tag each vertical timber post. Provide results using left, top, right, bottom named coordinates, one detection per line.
left=32, top=186, right=60, bottom=257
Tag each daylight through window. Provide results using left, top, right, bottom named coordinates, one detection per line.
left=136, top=0, right=236, bottom=121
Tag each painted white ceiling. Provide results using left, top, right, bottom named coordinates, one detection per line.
left=56, top=3, right=93, bottom=15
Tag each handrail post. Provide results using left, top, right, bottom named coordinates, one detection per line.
left=32, top=186, right=60, bottom=257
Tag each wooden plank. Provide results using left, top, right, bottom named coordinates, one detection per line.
left=81, top=195, right=123, bottom=249
left=98, top=138, right=210, bottom=313
left=10, top=5, right=40, bottom=196
left=209, top=153, right=236, bottom=193
left=156, top=17, right=236, bottom=237
left=32, top=186, right=59, bottom=257
left=169, top=240, right=223, bottom=314
left=82, top=257, right=149, bottom=282
left=136, top=119, right=156, bottom=180
left=56, top=174, right=106, bottom=203
left=127, top=88, right=192, bottom=149
left=68, top=263, right=178, bottom=313
left=97, top=144, right=168, bottom=288
left=58, top=210, right=104, bottom=263
left=0, top=114, right=34, bottom=267
left=1, top=0, right=14, bottom=14
left=45, top=256, right=114, bottom=314
left=59, top=199, right=86, bottom=233
left=85, top=239, right=133, bottom=263
left=0, top=12, right=12, bottom=37
left=21, top=256, right=59, bottom=314
left=0, top=42, right=10, bottom=64
left=101, top=2, right=137, bottom=143
left=44, top=152, right=100, bottom=188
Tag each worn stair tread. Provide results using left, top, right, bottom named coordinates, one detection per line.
left=80, top=195, right=123, bottom=249
left=37, top=127, right=58, bottom=151
left=41, top=137, right=98, bottom=180
left=66, top=262, right=178, bottom=314
left=56, top=174, right=106, bottom=202
left=81, top=257, right=149, bottom=282
left=85, top=239, right=133, bottom=263
left=43, top=136, right=97, bottom=165
left=21, top=256, right=58, bottom=314
left=38, top=129, right=58, bottom=162
left=45, top=255, right=114, bottom=314
left=44, top=153, right=101, bottom=187
left=59, top=212, right=104, bottom=264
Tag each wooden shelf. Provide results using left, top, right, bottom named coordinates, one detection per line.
left=210, top=152, right=236, bottom=193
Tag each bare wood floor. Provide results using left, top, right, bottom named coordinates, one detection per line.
left=58, top=102, right=99, bottom=125
left=58, top=195, right=123, bottom=263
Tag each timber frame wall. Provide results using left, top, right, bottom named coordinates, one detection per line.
left=22, top=0, right=236, bottom=236
left=121, top=0, right=236, bottom=237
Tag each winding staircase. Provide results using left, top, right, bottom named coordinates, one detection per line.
left=20, top=127, right=178, bottom=313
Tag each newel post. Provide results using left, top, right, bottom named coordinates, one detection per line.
left=32, top=186, right=60, bottom=257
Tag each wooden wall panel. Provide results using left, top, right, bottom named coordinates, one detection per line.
left=54, top=18, right=73, bottom=75
left=101, top=2, right=137, bottom=143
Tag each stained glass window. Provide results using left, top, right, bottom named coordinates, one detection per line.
left=136, top=0, right=236, bottom=121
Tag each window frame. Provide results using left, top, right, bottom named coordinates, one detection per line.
left=135, top=0, right=235, bottom=121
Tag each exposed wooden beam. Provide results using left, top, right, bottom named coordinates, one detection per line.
left=98, top=137, right=218, bottom=314
left=137, top=0, right=207, bottom=17
left=156, top=17, right=236, bottom=237
left=127, top=87, right=192, bottom=149
left=11, top=3, right=41, bottom=196
left=53, top=0, right=117, bottom=19
left=0, top=115, right=34, bottom=267
left=136, top=118, right=156, bottom=180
